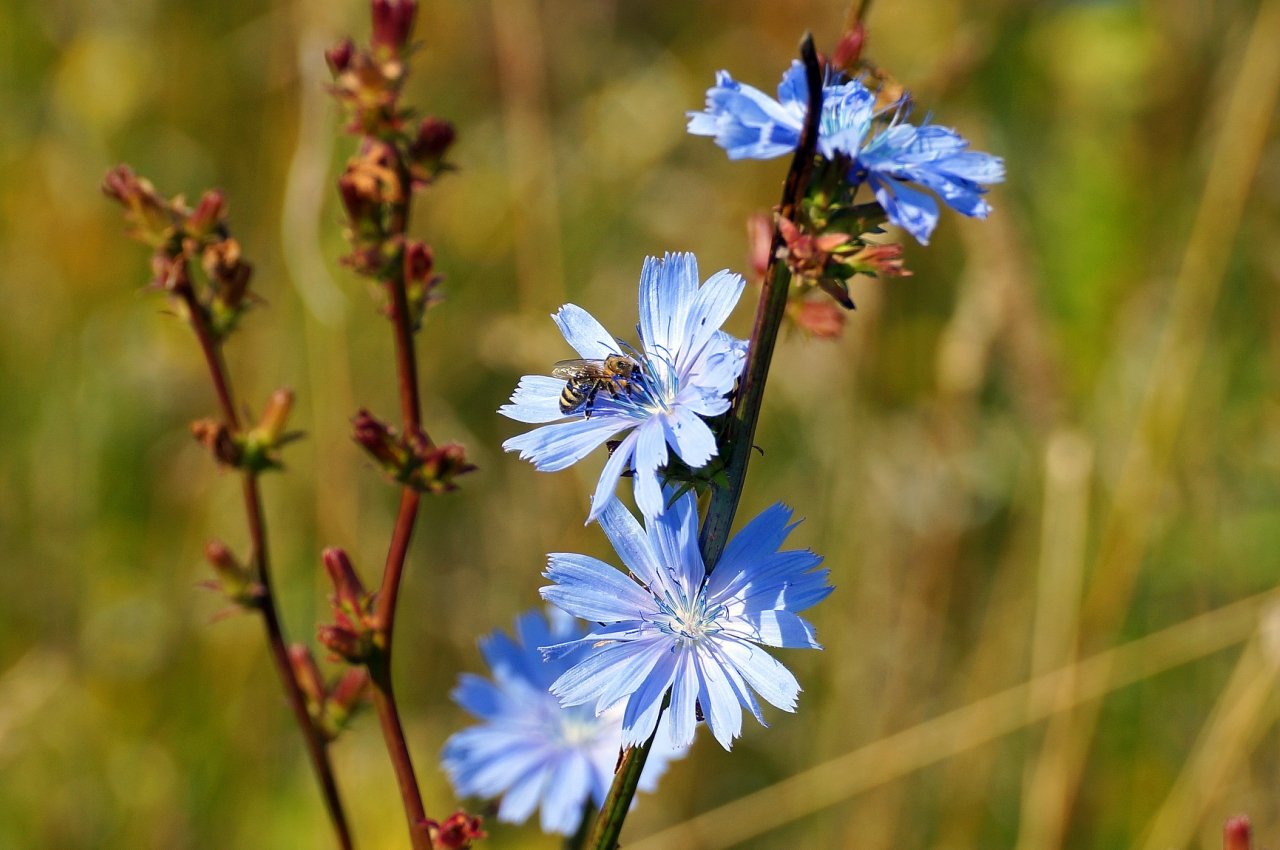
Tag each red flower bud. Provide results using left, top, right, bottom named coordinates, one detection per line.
left=427, top=812, right=487, bottom=849
left=325, top=38, right=356, bottom=75
left=371, top=0, right=417, bottom=52
left=288, top=644, right=326, bottom=709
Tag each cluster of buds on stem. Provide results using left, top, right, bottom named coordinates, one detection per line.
left=352, top=409, right=475, bottom=493
left=190, top=389, right=302, bottom=473
left=746, top=153, right=912, bottom=338
left=327, top=0, right=455, bottom=328
left=317, top=548, right=379, bottom=663
left=289, top=644, right=371, bottom=740
left=102, top=165, right=256, bottom=340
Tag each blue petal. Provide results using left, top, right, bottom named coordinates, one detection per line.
left=870, top=175, right=940, bottom=245
left=693, top=647, right=744, bottom=749
left=639, top=253, right=699, bottom=364
left=542, top=553, right=656, bottom=622
left=596, top=497, right=664, bottom=590
left=742, top=610, right=822, bottom=649
left=666, top=650, right=700, bottom=750
left=503, top=416, right=631, bottom=472
left=498, top=758, right=554, bottom=825
left=678, top=269, right=745, bottom=373
left=631, top=421, right=669, bottom=521
left=663, top=407, right=718, bottom=470
left=499, top=375, right=570, bottom=424
left=708, top=503, right=799, bottom=598
left=687, top=71, right=805, bottom=161
left=540, top=753, right=594, bottom=834
left=452, top=673, right=505, bottom=721
left=588, top=430, right=638, bottom=523
left=645, top=489, right=704, bottom=600
left=621, top=647, right=679, bottom=747
left=717, top=637, right=801, bottom=712
left=775, top=60, right=808, bottom=109
left=550, top=638, right=650, bottom=707
left=553, top=304, right=621, bottom=360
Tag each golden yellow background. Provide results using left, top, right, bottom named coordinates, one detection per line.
left=2, top=0, right=1279, bottom=847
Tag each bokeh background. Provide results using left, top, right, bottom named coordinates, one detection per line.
left=2, top=0, right=1279, bottom=847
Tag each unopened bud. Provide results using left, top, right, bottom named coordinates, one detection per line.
left=428, top=812, right=487, bottom=850
left=1224, top=816, right=1252, bottom=850
left=256, top=389, right=295, bottom=445
left=790, top=299, right=847, bottom=339
left=322, top=548, right=368, bottom=613
left=371, top=0, right=418, bottom=52
left=833, top=22, right=867, bottom=71
left=186, top=190, right=226, bottom=238
left=317, top=624, right=367, bottom=663
left=102, top=164, right=174, bottom=245
left=325, top=667, right=370, bottom=732
left=850, top=241, right=909, bottom=278
left=418, top=442, right=477, bottom=493
left=325, top=38, right=356, bottom=75
left=409, top=117, right=455, bottom=163
left=289, top=644, right=327, bottom=709
left=352, top=409, right=404, bottom=468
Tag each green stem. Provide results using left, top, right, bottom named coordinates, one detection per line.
left=585, top=33, right=825, bottom=850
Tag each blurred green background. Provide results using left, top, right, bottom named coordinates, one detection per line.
left=3, top=0, right=1280, bottom=847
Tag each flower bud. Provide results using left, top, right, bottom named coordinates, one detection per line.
left=204, top=539, right=260, bottom=605
left=325, top=38, right=356, bottom=75
left=409, top=116, right=455, bottom=163
left=317, top=624, right=367, bottom=663
left=325, top=667, right=370, bottom=732
left=849, top=241, right=909, bottom=278
left=1224, top=817, right=1252, bottom=850
left=371, top=0, right=417, bottom=52
left=833, top=22, right=867, bottom=71
left=185, top=189, right=226, bottom=238
left=255, top=388, right=295, bottom=446
left=322, top=548, right=368, bottom=614
left=790, top=299, right=847, bottom=339
left=288, top=644, right=326, bottom=710
left=427, top=812, right=486, bottom=850
left=352, top=409, right=404, bottom=468
left=102, top=164, right=174, bottom=245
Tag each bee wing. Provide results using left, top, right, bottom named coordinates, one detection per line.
left=551, top=358, right=605, bottom=379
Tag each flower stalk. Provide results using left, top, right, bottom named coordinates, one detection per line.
left=583, top=33, right=825, bottom=850
left=178, top=259, right=354, bottom=849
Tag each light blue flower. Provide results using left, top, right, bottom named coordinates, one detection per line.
left=500, top=253, right=746, bottom=522
left=540, top=492, right=832, bottom=750
left=687, top=61, right=1005, bottom=244
left=442, top=609, right=685, bottom=835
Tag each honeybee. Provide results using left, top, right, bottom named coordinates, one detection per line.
left=552, top=354, right=640, bottom=417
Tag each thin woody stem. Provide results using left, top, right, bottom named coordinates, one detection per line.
left=177, top=278, right=354, bottom=850
left=586, top=34, right=825, bottom=850
left=368, top=145, right=433, bottom=850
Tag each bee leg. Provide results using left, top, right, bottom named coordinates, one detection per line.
left=583, top=386, right=599, bottom=419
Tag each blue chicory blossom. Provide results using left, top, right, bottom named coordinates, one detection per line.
left=500, top=253, right=746, bottom=523
left=540, top=491, right=832, bottom=750
left=687, top=61, right=1005, bottom=244
left=442, top=609, right=685, bottom=835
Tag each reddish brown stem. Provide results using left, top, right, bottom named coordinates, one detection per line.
left=370, top=653, right=433, bottom=850
left=178, top=283, right=354, bottom=850
left=366, top=146, right=434, bottom=848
